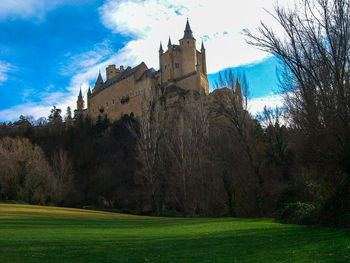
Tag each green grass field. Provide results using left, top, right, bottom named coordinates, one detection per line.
left=0, top=204, right=349, bottom=262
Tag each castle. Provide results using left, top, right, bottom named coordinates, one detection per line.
left=77, top=19, right=209, bottom=121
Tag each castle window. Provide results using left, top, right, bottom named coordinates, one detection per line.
left=120, top=95, right=130, bottom=104
left=165, top=65, right=167, bottom=69
left=175, top=63, right=179, bottom=68
left=112, top=99, right=114, bottom=104
left=187, top=41, right=189, bottom=44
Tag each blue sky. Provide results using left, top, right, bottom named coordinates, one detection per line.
left=0, top=0, right=286, bottom=122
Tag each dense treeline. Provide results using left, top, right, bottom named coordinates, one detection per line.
left=0, top=79, right=347, bottom=226
left=0, top=0, right=349, bottom=227
left=0, top=94, right=287, bottom=219
left=0, top=113, right=142, bottom=210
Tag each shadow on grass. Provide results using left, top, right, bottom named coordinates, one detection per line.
left=0, top=216, right=349, bottom=263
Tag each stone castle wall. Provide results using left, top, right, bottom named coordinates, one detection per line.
left=86, top=63, right=155, bottom=121
left=78, top=21, right=209, bottom=122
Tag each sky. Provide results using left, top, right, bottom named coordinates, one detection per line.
left=0, top=0, right=288, bottom=122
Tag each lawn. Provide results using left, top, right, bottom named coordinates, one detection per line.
left=0, top=204, right=349, bottom=262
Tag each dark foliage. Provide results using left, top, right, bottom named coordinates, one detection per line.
left=0, top=112, right=141, bottom=210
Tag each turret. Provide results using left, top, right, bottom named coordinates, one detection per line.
left=159, top=41, right=163, bottom=54
left=201, top=41, right=205, bottom=51
left=106, top=65, right=118, bottom=80
left=201, top=41, right=207, bottom=75
left=77, top=88, right=85, bottom=112
left=179, top=19, right=197, bottom=75
left=167, top=36, right=172, bottom=50
left=235, top=77, right=243, bottom=107
left=93, top=72, right=104, bottom=92
left=159, top=42, right=163, bottom=83
left=183, top=18, right=194, bottom=39
left=87, top=86, right=91, bottom=108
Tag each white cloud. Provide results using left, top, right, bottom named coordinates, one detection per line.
left=99, top=0, right=290, bottom=73
left=0, top=60, right=13, bottom=84
left=0, top=0, right=291, bottom=121
left=0, top=41, right=133, bottom=122
left=97, top=0, right=289, bottom=118
left=0, top=88, right=77, bottom=122
left=248, top=93, right=284, bottom=116
left=0, top=0, right=77, bottom=21
left=0, top=103, right=50, bottom=122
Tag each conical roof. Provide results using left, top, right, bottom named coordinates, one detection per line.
left=183, top=19, right=194, bottom=39
left=78, top=88, right=83, bottom=101
left=159, top=41, right=163, bottom=52
left=94, top=72, right=104, bottom=89
left=168, top=36, right=172, bottom=46
left=235, top=77, right=242, bottom=97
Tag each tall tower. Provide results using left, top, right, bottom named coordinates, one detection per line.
left=159, top=41, right=164, bottom=83
left=87, top=86, right=91, bottom=109
left=235, top=77, right=243, bottom=108
left=77, top=88, right=85, bottom=112
left=167, top=36, right=175, bottom=80
left=158, top=19, right=209, bottom=94
left=179, top=19, right=197, bottom=75
left=201, top=41, right=207, bottom=75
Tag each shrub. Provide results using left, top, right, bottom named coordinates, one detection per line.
left=278, top=201, right=318, bottom=225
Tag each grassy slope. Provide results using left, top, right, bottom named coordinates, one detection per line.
left=0, top=204, right=349, bottom=263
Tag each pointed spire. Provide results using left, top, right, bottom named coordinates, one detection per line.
left=94, top=72, right=104, bottom=89
left=78, top=87, right=83, bottom=101
left=236, top=76, right=241, bottom=86
left=183, top=18, right=194, bottom=39
left=201, top=40, right=205, bottom=50
left=168, top=36, right=172, bottom=46
left=159, top=41, right=163, bottom=52
left=87, top=86, right=91, bottom=95
left=235, top=77, right=242, bottom=97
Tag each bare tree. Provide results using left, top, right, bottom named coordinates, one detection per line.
left=165, top=90, right=210, bottom=215
left=0, top=137, right=55, bottom=204
left=246, top=0, right=350, bottom=224
left=52, top=149, right=74, bottom=203
left=259, top=106, right=292, bottom=182
left=133, top=86, right=163, bottom=213
left=213, top=72, right=266, bottom=216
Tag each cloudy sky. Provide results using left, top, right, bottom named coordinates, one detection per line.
left=0, top=0, right=288, bottom=122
